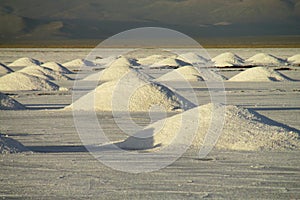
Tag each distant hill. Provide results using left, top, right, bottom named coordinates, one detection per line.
left=0, top=0, right=299, bottom=46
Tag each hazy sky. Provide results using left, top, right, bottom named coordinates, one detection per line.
left=0, top=0, right=299, bottom=42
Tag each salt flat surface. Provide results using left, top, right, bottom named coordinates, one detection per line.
left=0, top=48, right=299, bottom=199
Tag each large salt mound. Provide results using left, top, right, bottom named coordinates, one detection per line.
left=119, top=103, right=299, bottom=151
left=228, top=67, right=290, bottom=82
left=0, top=63, right=13, bottom=75
left=0, top=72, right=60, bottom=91
left=0, top=93, right=25, bottom=110
left=288, top=54, right=300, bottom=65
left=63, top=59, right=96, bottom=67
left=150, top=57, right=190, bottom=69
left=0, top=135, right=28, bottom=154
left=178, top=52, right=210, bottom=65
left=18, top=65, right=70, bottom=81
left=41, top=62, right=73, bottom=74
left=246, top=53, right=286, bottom=66
left=138, top=55, right=170, bottom=66
left=156, top=66, right=204, bottom=82
left=212, top=52, right=245, bottom=67
left=67, top=72, right=195, bottom=112
left=8, top=57, right=42, bottom=67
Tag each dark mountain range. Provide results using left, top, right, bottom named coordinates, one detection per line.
left=0, top=0, right=299, bottom=46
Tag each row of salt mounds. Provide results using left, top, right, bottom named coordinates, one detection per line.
left=288, top=54, right=300, bottom=65
left=0, top=92, right=25, bottom=110
left=212, top=52, right=245, bottom=67
left=155, top=66, right=205, bottom=82
left=18, top=65, right=70, bottom=81
left=41, top=62, right=73, bottom=74
left=84, top=57, right=152, bottom=82
left=8, top=57, right=42, bottom=67
left=63, top=59, right=96, bottom=67
left=118, top=103, right=299, bottom=151
left=246, top=53, right=287, bottom=66
left=228, top=67, right=291, bottom=82
left=66, top=63, right=195, bottom=112
left=0, top=63, right=13, bottom=75
left=150, top=56, right=191, bottom=69
left=0, top=134, right=28, bottom=154
left=0, top=72, right=60, bottom=91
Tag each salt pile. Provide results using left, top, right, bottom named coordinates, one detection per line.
left=119, top=103, right=299, bottom=151
left=18, top=65, right=70, bottom=81
left=288, top=54, right=300, bottom=65
left=212, top=52, right=245, bottom=67
left=0, top=92, right=25, bottom=110
left=178, top=52, right=210, bottom=65
left=150, top=57, right=190, bottom=69
left=63, top=59, right=96, bottom=67
left=138, top=55, right=170, bottom=66
left=246, top=53, right=286, bottom=66
left=8, top=57, right=42, bottom=67
left=0, top=63, right=13, bottom=75
left=0, top=135, right=27, bottom=154
left=67, top=71, right=194, bottom=112
left=228, top=67, right=291, bottom=82
left=41, top=62, right=73, bottom=74
left=0, top=72, right=60, bottom=91
left=156, top=66, right=204, bottom=82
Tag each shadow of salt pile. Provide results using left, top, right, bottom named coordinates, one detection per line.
left=0, top=134, right=29, bottom=154
left=115, top=103, right=300, bottom=152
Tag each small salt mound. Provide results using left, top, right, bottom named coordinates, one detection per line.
left=41, top=62, right=73, bottom=74
left=178, top=52, right=210, bottom=65
left=150, top=57, right=190, bottom=69
left=288, top=54, right=300, bottom=65
left=246, top=53, right=286, bottom=66
left=63, top=59, right=96, bottom=67
left=0, top=92, right=25, bottom=110
left=228, top=67, right=290, bottom=82
left=0, top=63, right=13, bottom=75
left=19, top=65, right=70, bottom=81
left=212, top=52, right=245, bottom=67
left=0, top=135, right=28, bottom=154
left=67, top=71, right=195, bottom=112
left=99, top=57, right=151, bottom=82
left=119, top=103, right=299, bottom=151
left=0, top=72, right=60, bottom=91
left=156, top=66, right=204, bottom=82
left=8, top=57, right=42, bottom=67
left=138, top=55, right=170, bottom=66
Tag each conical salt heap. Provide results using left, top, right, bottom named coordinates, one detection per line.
left=8, top=57, right=42, bottom=67
left=0, top=92, right=25, bottom=110
left=0, top=134, right=28, bottom=154
left=67, top=68, right=195, bottom=112
left=212, top=52, right=245, bottom=67
left=119, top=103, right=299, bottom=151
left=18, top=65, right=70, bottom=81
left=228, top=67, right=291, bottom=82
left=0, top=72, right=60, bottom=91
left=246, top=53, right=286, bottom=66
left=156, top=66, right=204, bottom=82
